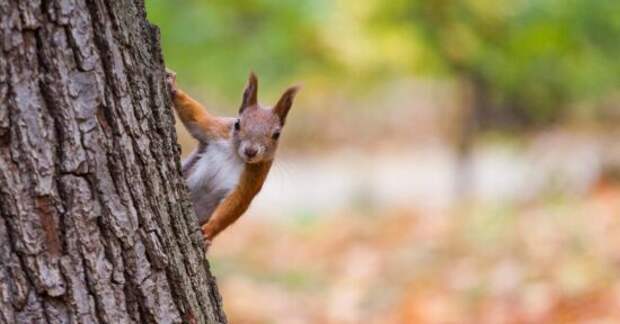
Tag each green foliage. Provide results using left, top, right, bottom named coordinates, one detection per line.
left=146, top=0, right=335, bottom=98
left=147, top=0, right=620, bottom=124
left=371, top=0, right=620, bottom=123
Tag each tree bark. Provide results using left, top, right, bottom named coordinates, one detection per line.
left=0, top=0, right=226, bottom=323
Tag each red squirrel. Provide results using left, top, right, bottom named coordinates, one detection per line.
left=166, top=70, right=298, bottom=247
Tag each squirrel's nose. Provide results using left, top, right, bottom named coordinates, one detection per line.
left=244, top=147, right=258, bottom=158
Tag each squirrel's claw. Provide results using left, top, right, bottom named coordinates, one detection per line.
left=201, top=224, right=213, bottom=253
left=165, top=68, right=177, bottom=97
left=203, top=238, right=212, bottom=253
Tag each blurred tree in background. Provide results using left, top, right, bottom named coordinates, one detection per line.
left=373, top=0, right=620, bottom=126
left=147, top=0, right=620, bottom=127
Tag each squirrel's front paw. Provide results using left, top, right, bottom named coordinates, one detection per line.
left=203, top=238, right=212, bottom=253
left=165, top=68, right=177, bottom=98
left=201, top=224, right=213, bottom=252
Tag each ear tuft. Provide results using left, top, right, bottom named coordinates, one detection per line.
left=239, top=72, right=258, bottom=113
left=273, top=85, right=300, bottom=125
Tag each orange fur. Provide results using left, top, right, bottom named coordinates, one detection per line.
left=201, top=161, right=272, bottom=240
left=173, top=89, right=229, bottom=139
left=167, top=69, right=296, bottom=246
left=174, top=89, right=271, bottom=241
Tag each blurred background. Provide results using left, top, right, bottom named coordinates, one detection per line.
left=147, top=0, right=620, bottom=322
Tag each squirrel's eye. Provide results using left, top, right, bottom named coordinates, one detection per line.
left=234, top=119, right=240, bottom=131
left=272, top=131, right=281, bottom=140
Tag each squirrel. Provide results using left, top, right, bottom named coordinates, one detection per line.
left=166, top=69, right=298, bottom=247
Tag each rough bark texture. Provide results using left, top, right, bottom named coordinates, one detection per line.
left=0, top=0, right=226, bottom=323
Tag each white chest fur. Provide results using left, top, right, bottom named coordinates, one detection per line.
left=186, top=139, right=244, bottom=201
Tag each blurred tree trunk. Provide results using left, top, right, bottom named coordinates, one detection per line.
left=454, top=75, right=479, bottom=199
left=0, top=1, right=226, bottom=323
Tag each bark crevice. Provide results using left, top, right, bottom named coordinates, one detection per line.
left=0, top=0, right=227, bottom=323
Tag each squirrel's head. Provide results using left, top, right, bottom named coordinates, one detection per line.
left=232, top=72, right=299, bottom=164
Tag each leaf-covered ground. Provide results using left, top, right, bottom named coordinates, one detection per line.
left=209, top=185, right=620, bottom=324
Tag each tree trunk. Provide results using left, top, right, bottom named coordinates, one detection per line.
left=0, top=1, right=226, bottom=323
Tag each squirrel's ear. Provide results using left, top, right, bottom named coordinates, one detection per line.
left=273, top=86, right=299, bottom=125
left=239, top=72, right=258, bottom=113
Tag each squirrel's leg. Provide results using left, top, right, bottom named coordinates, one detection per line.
left=201, top=187, right=251, bottom=241
left=166, top=70, right=228, bottom=141
left=201, top=162, right=272, bottom=242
